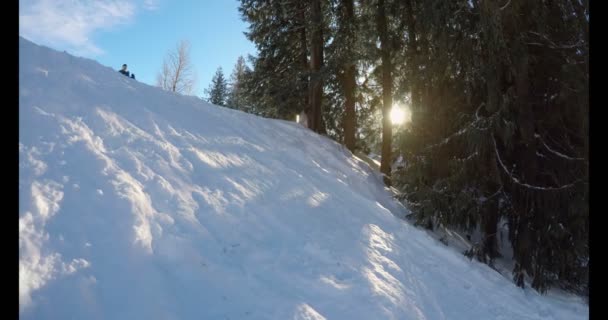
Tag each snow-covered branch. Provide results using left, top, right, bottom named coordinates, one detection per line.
left=527, top=31, right=585, bottom=50
left=425, top=106, right=496, bottom=151
left=493, top=135, right=582, bottom=191
left=534, top=134, right=586, bottom=162
left=453, top=151, right=479, bottom=163
left=475, top=102, right=484, bottom=121
left=478, top=186, right=503, bottom=204
left=500, top=0, right=512, bottom=11
left=425, top=127, right=469, bottom=151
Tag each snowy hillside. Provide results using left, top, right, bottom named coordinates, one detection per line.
left=19, top=37, right=588, bottom=320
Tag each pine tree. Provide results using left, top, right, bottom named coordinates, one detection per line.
left=238, top=0, right=589, bottom=295
left=393, top=0, right=588, bottom=295
left=227, top=56, right=251, bottom=111
left=333, top=0, right=358, bottom=151
left=309, top=0, right=325, bottom=133
left=238, top=0, right=313, bottom=120
left=205, top=67, right=228, bottom=106
left=376, top=0, right=393, bottom=181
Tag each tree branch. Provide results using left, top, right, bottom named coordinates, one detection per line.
left=493, top=135, right=582, bottom=191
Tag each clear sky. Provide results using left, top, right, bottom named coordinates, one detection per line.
left=19, top=0, right=257, bottom=97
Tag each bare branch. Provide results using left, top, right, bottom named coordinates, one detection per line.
left=156, top=40, right=197, bottom=95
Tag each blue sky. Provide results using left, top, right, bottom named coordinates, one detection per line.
left=19, top=0, right=257, bottom=97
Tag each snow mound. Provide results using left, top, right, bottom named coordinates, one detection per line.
left=19, top=37, right=588, bottom=319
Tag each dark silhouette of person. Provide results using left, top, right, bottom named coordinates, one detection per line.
left=119, top=64, right=130, bottom=77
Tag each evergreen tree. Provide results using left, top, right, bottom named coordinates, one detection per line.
left=238, top=0, right=312, bottom=120
left=237, top=0, right=589, bottom=295
left=393, top=0, right=588, bottom=295
left=331, top=0, right=358, bottom=151
left=205, top=67, right=229, bottom=106
left=376, top=0, right=394, bottom=181
left=227, top=56, right=251, bottom=111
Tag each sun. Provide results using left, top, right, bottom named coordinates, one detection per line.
left=390, top=105, right=411, bottom=125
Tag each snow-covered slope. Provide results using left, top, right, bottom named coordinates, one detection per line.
left=19, top=37, right=588, bottom=320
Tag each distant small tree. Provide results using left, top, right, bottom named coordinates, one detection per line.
left=156, top=40, right=196, bottom=95
left=205, top=67, right=228, bottom=106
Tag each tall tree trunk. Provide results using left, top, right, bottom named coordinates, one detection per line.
left=378, top=0, right=393, bottom=180
left=310, top=0, right=324, bottom=133
left=402, top=0, right=423, bottom=156
left=403, top=0, right=419, bottom=118
left=341, top=0, right=357, bottom=151
left=481, top=0, right=536, bottom=287
left=343, top=64, right=357, bottom=151
left=297, top=1, right=312, bottom=128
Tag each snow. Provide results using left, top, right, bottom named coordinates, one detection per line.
left=19, top=36, right=588, bottom=319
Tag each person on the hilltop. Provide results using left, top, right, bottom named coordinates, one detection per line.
left=119, top=64, right=130, bottom=77
left=130, top=73, right=136, bottom=80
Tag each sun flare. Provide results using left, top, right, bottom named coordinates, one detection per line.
left=390, top=106, right=411, bottom=125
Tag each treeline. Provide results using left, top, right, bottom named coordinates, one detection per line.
left=176, top=0, right=589, bottom=296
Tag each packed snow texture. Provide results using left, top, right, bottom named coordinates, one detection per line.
left=19, top=37, right=588, bottom=319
